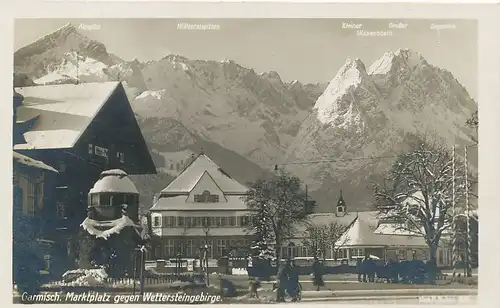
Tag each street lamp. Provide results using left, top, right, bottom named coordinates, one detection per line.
left=133, top=245, right=147, bottom=296
left=176, top=252, right=182, bottom=276
left=200, top=244, right=209, bottom=287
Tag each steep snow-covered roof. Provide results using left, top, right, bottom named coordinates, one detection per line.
left=289, top=211, right=380, bottom=241
left=14, top=81, right=121, bottom=150
left=336, top=216, right=427, bottom=248
left=160, top=154, right=248, bottom=194
left=89, top=169, right=139, bottom=194
left=13, top=151, right=58, bottom=172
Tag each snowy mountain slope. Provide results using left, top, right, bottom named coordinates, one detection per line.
left=14, top=23, right=147, bottom=95
left=133, top=55, right=323, bottom=166
left=14, top=23, right=121, bottom=78
left=285, top=49, right=477, bottom=212
left=14, top=25, right=323, bottom=169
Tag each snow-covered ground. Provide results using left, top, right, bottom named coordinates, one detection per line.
left=231, top=268, right=248, bottom=276
left=56, top=269, right=108, bottom=287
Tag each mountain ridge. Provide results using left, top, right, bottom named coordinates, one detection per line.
left=285, top=48, right=477, bottom=212
left=13, top=26, right=477, bottom=213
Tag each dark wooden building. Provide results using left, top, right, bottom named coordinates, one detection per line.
left=13, top=81, right=156, bottom=272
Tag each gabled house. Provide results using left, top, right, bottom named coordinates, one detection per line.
left=149, top=153, right=253, bottom=260
left=13, top=81, right=156, bottom=269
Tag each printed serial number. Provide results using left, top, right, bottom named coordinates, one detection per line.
left=419, top=295, right=475, bottom=304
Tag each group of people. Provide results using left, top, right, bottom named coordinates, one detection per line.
left=356, top=256, right=438, bottom=284
left=274, top=256, right=325, bottom=302
left=355, top=256, right=378, bottom=282
left=275, top=258, right=301, bottom=302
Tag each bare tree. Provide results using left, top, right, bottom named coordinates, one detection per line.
left=302, top=222, right=349, bottom=260
left=371, top=139, right=472, bottom=274
left=465, top=110, right=478, bottom=144
left=242, top=171, right=309, bottom=268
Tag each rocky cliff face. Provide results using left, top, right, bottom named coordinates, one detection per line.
left=285, top=49, right=477, bottom=211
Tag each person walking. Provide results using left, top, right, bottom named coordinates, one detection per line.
left=356, top=258, right=362, bottom=282
left=287, top=259, right=300, bottom=302
left=276, top=260, right=289, bottom=302
left=312, top=256, right=324, bottom=291
left=361, top=256, right=369, bottom=282
left=367, top=257, right=376, bottom=283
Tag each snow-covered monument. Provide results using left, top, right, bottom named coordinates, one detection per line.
left=76, top=169, right=149, bottom=277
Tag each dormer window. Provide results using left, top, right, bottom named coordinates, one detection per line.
left=194, top=190, right=219, bottom=203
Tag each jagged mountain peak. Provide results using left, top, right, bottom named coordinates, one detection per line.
left=14, top=23, right=123, bottom=81
left=368, top=48, right=428, bottom=76
left=286, top=48, right=477, bottom=211
left=162, top=53, right=189, bottom=62
left=313, top=57, right=370, bottom=125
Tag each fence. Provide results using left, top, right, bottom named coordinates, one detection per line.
left=46, top=273, right=206, bottom=287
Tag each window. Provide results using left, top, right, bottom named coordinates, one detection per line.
left=349, top=248, right=364, bottom=259
left=398, top=249, right=407, bottom=260
left=20, top=175, right=36, bottom=217
left=217, top=240, right=227, bottom=257
left=215, top=217, right=222, bottom=227
left=337, top=249, right=348, bottom=259
left=194, top=190, right=220, bottom=203
left=337, top=206, right=344, bottom=213
left=202, top=217, right=211, bottom=227
left=88, top=144, right=93, bottom=155
left=298, top=246, right=308, bottom=258
left=287, top=243, right=296, bottom=259
left=220, top=217, right=227, bottom=226
left=177, top=217, right=185, bottom=227
left=241, top=216, right=251, bottom=226
left=99, top=194, right=112, bottom=206
left=35, top=176, right=44, bottom=210
left=186, top=240, right=194, bottom=257
left=165, top=239, right=175, bottom=257
left=185, top=217, right=193, bottom=228
left=229, top=217, right=236, bottom=227
left=194, top=217, right=201, bottom=227
left=281, top=246, right=288, bottom=258
left=164, top=216, right=175, bottom=227
left=153, top=216, right=161, bottom=227
left=113, top=194, right=125, bottom=205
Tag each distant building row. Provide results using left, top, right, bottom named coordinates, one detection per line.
left=148, top=152, right=478, bottom=267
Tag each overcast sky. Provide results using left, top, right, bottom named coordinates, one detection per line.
left=15, top=18, right=477, bottom=98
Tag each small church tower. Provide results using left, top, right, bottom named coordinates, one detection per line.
left=336, top=189, right=347, bottom=217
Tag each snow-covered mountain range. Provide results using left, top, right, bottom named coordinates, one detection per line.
left=14, top=23, right=477, bottom=212
left=285, top=49, right=477, bottom=209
